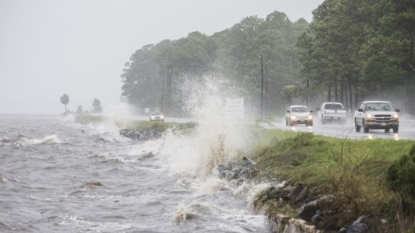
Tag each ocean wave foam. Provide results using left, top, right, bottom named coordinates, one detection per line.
left=159, top=76, right=255, bottom=177
left=19, top=134, right=62, bottom=145
left=171, top=203, right=199, bottom=223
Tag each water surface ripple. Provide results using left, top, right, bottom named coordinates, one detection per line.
left=0, top=115, right=269, bottom=233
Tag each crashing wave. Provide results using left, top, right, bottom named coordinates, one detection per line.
left=172, top=203, right=198, bottom=223
left=20, top=134, right=62, bottom=145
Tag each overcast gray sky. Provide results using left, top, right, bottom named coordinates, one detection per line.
left=0, top=0, right=324, bottom=115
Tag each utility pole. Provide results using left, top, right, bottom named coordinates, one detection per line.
left=265, top=63, right=268, bottom=115
left=405, top=37, right=414, bottom=115
left=161, top=57, right=168, bottom=112
left=166, top=57, right=170, bottom=111
left=260, top=55, right=264, bottom=117
left=306, top=78, right=309, bottom=106
left=161, top=78, right=165, bottom=112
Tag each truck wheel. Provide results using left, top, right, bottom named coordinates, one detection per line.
left=355, top=119, right=361, bottom=132
left=385, top=128, right=390, bottom=133
left=285, top=119, right=288, bottom=126
left=310, top=121, right=313, bottom=126
left=321, top=116, right=325, bottom=125
left=289, top=120, right=293, bottom=126
left=363, top=120, right=369, bottom=133
left=393, top=127, right=399, bottom=133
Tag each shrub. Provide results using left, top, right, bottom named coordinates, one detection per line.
left=386, top=144, right=415, bottom=214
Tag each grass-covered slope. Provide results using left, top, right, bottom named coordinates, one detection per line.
left=251, top=127, right=415, bottom=231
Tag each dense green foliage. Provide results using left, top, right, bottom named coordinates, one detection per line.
left=121, top=1, right=415, bottom=115
left=297, top=0, right=415, bottom=112
left=121, top=12, right=309, bottom=115
left=387, top=144, right=415, bottom=213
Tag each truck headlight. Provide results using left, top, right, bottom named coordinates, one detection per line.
left=392, top=114, right=398, bottom=120
left=308, top=115, right=313, bottom=119
left=366, top=114, right=373, bottom=120
left=291, top=115, right=296, bottom=120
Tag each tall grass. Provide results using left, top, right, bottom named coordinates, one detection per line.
left=251, top=129, right=415, bottom=231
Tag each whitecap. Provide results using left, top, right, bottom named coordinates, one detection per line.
left=171, top=203, right=198, bottom=223
left=15, top=134, right=62, bottom=145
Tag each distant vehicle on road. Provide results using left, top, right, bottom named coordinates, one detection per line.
left=354, top=101, right=399, bottom=133
left=317, top=102, right=347, bottom=124
left=149, top=111, right=164, bottom=122
left=285, top=105, right=313, bottom=126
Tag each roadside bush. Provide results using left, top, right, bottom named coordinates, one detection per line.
left=386, top=144, right=415, bottom=214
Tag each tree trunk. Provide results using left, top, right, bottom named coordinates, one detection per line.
left=405, top=36, right=414, bottom=114
left=334, top=79, right=338, bottom=102
left=347, top=77, right=352, bottom=110
left=354, top=83, right=359, bottom=111
left=340, top=76, right=344, bottom=104
left=306, top=78, right=309, bottom=106
left=327, top=82, right=332, bottom=102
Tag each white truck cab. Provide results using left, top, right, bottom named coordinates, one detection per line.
left=354, top=101, right=399, bottom=133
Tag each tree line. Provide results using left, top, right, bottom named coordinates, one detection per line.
left=121, top=1, right=415, bottom=115
left=59, top=94, right=103, bottom=114
left=297, top=0, right=415, bottom=113
left=121, top=11, right=309, bottom=115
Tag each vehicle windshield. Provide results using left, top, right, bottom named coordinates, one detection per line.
left=365, top=103, right=392, bottom=111
left=324, top=104, right=344, bottom=110
left=291, top=107, right=309, bottom=112
left=151, top=111, right=162, bottom=115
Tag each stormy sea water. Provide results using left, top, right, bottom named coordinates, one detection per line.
left=0, top=114, right=271, bottom=233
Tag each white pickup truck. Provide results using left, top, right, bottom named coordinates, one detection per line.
left=317, top=102, right=347, bottom=124
left=354, top=101, right=400, bottom=133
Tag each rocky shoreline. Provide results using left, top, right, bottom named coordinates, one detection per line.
left=119, top=129, right=377, bottom=233
left=217, top=157, right=377, bottom=233
left=119, top=128, right=163, bottom=140
left=253, top=185, right=375, bottom=233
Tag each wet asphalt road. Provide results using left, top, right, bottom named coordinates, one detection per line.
left=268, top=118, right=415, bottom=141
left=126, top=114, right=415, bottom=141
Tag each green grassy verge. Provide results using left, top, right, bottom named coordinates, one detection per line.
left=251, top=128, right=415, bottom=231
left=74, top=114, right=197, bottom=134
left=74, top=114, right=105, bottom=123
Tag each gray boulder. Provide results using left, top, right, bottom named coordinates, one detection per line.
left=298, top=195, right=334, bottom=222
left=341, top=215, right=369, bottom=233
left=119, top=128, right=162, bottom=140
left=311, top=209, right=322, bottom=224
left=217, top=157, right=256, bottom=185
left=346, top=223, right=367, bottom=233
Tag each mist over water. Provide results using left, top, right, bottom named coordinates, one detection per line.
left=0, top=77, right=271, bottom=232
left=163, top=75, right=256, bottom=176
